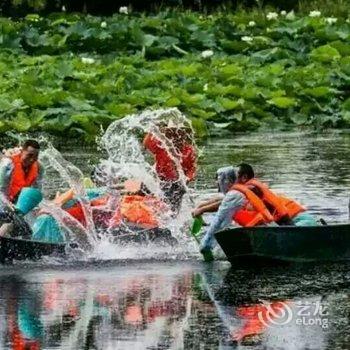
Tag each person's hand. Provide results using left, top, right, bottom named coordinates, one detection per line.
left=2, top=147, right=21, bottom=157
left=191, top=208, right=203, bottom=218
left=53, top=189, right=75, bottom=206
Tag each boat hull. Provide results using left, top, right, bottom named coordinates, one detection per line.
left=0, top=236, right=66, bottom=264
left=215, top=224, right=350, bottom=265
left=0, top=226, right=176, bottom=263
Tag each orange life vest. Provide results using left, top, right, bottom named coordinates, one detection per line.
left=119, top=195, right=160, bottom=229
left=231, top=179, right=306, bottom=227
left=278, top=195, right=306, bottom=218
left=8, top=154, right=39, bottom=202
left=232, top=184, right=274, bottom=227
left=9, top=315, right=40, bottom=350
left=245, top=179, right=305, bottom=221
left=11, top=325, right=40, bottom=350
left=65, top=196, right=110, bottom=226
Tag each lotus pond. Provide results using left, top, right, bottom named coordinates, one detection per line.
left=1, top=10, right=350, bottom=139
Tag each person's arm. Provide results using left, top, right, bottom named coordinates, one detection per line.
left=200, top=190, right=245, bottom=250
left=0, top=158, right=13, bottom=197
left=192, top=196, right=224, bottom=217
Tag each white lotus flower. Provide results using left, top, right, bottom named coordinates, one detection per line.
left=201, top=50, right=214, bottom=58
left=266, top=12, right=278, bottom=20
left=81, top=57, right=95, bottom=64
left=248, top=21, right=256, bottom=27
left=281, top=10, right=287, bottom=16
left=203, top=83, right=209, bottom=91
left=286, top=10, right=295, bottom=20
left=101, top=21, right=107, bottom=28
left=309, top=10, right=321, bottom=17
left=119, top=6, right=128, bottom=14
left=241, top=36, right=253, bottom=42
left=325, top=17, right=337, bottom=24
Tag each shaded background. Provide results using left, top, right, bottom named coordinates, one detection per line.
left=0, top=0, right=345, bottom=17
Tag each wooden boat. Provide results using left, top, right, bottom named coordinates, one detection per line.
left=0, top=236, right=66, bottom=264
left=215, top=224, right=350, bottom=265
left=0, top=226, right=176, bottom=264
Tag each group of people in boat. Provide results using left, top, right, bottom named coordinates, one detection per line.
left=0, top=125, right=317, bottom=258
left=0, top=124, right=197, bottom=245
left=191, top=164, right=317, bottom=256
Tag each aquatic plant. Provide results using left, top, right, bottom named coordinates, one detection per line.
left=0, top=10, right=349, bottom=138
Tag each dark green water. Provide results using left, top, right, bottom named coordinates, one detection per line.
left=1, top=131, right=350, bottom=349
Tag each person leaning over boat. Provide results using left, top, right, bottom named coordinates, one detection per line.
left=0, top=140, right=44, bottom=204
left=198, top=163, right=317, bottom=255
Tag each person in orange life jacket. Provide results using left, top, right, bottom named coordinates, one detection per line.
left=233, top=164, right=317, bottom=227
left=54, top=178, right=163, bottom=231
left=109, top=180, right=168, bottom=230
left=200, top=164, right=317, bottom=254
left=0, top=140, right=44, bottom=204
left=143, top=123, right=197, bottom=213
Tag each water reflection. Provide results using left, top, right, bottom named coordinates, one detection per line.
left=0, top=265, right=207, bottom=350
left=206, top=262, right=350, bottom=349
left=0, top=262, right=349, bottom=349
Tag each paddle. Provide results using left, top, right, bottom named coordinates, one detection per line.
left=190, top=215, right=214, bottom=262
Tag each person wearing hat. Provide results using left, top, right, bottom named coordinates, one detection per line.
left=0, top=140, right=44, bottom=203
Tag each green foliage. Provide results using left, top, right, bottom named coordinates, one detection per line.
left=0, top=10, right=349, bottom=138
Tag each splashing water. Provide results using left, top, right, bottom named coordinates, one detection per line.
left=100, top=108, right=196, bottom=236
left=37, top=108, right=199, bottom=261
left=39, top=145, right=98, bottom=253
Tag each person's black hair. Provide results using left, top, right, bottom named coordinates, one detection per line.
left=23, top=139, right=40, bottom=150
left=237, top=163, right=254, bottom=180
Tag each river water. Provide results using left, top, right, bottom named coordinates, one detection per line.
left=1, top=131, right=350, bottom=349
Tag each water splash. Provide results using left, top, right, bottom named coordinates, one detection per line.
left=99, top=107, right=196, bottom=240
left=39, top=145, right=97, bottom=252
left=36, top=108, right=198, bottom=261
